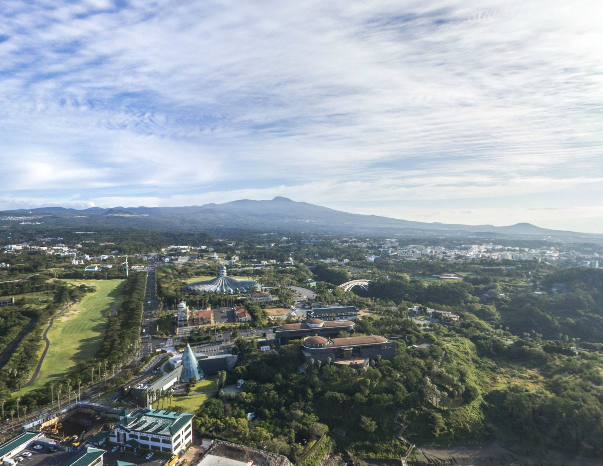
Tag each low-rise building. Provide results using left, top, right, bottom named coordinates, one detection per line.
left=235, top=307, right=252, bottom=322
left=275, top=319, right=355, bottom=346
left=193, top=309, right=214, bottom=326
left=246, top=291, right=275, bottom=303
left=65, top=446, right=105, bottom=466
left=110, top=409, right=194, bottom=455
left=0, top=298, right=15, bottom=307
left=0, top=431, right=42, bottom=461
left=307, top=306, right=359, bottom=321
left=302, top=335, right=396, bottom=369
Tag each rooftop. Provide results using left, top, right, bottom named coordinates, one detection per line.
left=331, top=335, right=388, bottom=346
left=0, top=432, right=40, bottom=458
left=65, top=447, right=105, bottom=466
left=121, top=409, right=193, bottom=436
left=198, top=454, right=249, bottom=466
left=279, top=320, right=354, bottom=331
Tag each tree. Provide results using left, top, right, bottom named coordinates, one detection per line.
left=189, top=376, right=197, bottom=387
left=359, top=415, right=377, bottom=433
left=309, top=423, right=329, bottom=439
left=218, top=370, right=227, bottom=390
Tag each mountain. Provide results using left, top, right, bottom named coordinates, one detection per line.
left=2, top=197, right=600, bottom=241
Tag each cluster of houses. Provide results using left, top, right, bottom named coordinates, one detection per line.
left=176, top=302, right=253, bottom=328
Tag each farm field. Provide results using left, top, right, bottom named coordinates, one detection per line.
left=18, top=279, right=125, bottom=393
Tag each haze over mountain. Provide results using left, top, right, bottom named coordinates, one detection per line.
left=3, top=197, right=600, bottom=242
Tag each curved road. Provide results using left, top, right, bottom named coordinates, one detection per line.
left=23, top=310, right=60, bottom=388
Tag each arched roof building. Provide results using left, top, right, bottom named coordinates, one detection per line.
left=185, top=266, right=257, bottom=294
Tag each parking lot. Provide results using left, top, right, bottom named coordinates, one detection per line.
left=10, top=446, right=168, bottom=466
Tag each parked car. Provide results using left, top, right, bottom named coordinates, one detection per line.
left=111, top=446, right=119, bottom=453
left=14, top=457, right=23, bottom=462
left=145, top=453, right=154, bottom=460
left=21, top=452, right=32, bottom=457
left=32, top=445, right=43, bottom=450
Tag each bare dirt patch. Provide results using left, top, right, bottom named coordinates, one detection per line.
left=265, top=308, right=291, bottom=316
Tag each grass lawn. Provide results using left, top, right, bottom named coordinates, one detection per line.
left=171, top=375, right=217, bottom=413
left=18, top=279, right=125, bottom=394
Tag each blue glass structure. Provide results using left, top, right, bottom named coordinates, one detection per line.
left=180, top=344, right=203, bottom=382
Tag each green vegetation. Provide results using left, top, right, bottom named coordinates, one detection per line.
left=18, top=279, right=125, bottom=393
left=172, top=376, right=217, bottom=413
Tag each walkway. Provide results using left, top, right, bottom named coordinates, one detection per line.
left=23, top=304, right=70, bottom=388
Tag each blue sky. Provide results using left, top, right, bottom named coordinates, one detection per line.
left=2, top=0, right=603, bottom=232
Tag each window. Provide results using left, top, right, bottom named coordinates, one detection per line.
left=151, top=445, right=160, bottom=451
left=162, top=447, right=171, bottom=452
left=161, top=439, right=171, bottom=444
left=129, top=434, right=138, bottom=439
left=139, top=436, right=149, bottom=441
left=151, top=438, right=160, bottom=443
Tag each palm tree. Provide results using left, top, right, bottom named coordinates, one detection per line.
left=167, top=391, right=173, bottom=406
left=16, top=397, right=20, bottom=420
left=50, top=383, right=55, bottom=407
left=23, top=406, right=27, bottom=420
left=10, top=409, right=14, bottom=424
left=0, top=399, right=5, bottom=420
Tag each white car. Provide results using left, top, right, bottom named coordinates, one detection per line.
left=145, top=453, right=154, bottom=460
left=14, top=457, right=23, bottom=462
left=32, top=445, right=43, bottom=450
left=21, top=452, right=32, bottom=457
left=111, top=446, right=119, bottom=453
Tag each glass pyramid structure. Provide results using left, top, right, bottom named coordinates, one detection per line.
left=180, top=344, right=204, bottom=382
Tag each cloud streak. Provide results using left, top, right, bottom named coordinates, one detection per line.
left=1, top=0, right=603, bottom=230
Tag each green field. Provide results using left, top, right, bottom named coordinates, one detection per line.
left=19, top=279, right=125, bottom=393
left=171, top=376, right=217, bottom=413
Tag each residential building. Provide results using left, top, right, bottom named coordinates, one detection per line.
left=235, top=307, right=252, bottom=322
left=192, top=309, right=213, bottom=326
left=109, top=409, right=194, bottom=455
left=0, top=298, right=15, bottom=307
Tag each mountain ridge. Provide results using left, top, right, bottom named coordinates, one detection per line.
left=1, top=197, right=599, bottom=240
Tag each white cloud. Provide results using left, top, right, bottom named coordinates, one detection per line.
left=1, top=0, right=603, bottom=230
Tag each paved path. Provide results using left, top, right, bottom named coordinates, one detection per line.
left=23, top=307, right=64, bottom=388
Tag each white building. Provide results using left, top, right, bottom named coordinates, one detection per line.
left=110, top=408, right=194, bottom=455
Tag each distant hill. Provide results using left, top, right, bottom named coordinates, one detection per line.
left=2, top=197, right=600, bottom=241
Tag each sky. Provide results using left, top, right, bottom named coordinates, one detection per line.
left=2, top=1, right=603, bottom=233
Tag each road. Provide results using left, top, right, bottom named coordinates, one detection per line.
left=141, top=264, right=158, bottom=357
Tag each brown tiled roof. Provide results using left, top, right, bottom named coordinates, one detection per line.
left=305, top=336, right=328, bottom=345
left=323, top=320, right=354, bottom=327
left=307, top=318, right=323, bottom=324
left=331, top=335, right=388, bottom=347
left=279, top=323, right=304, bottom=330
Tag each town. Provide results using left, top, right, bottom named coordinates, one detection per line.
left=0, top=226, right=603, bottom=466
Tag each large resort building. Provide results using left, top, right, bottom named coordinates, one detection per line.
left=109, top=408, right=193, bottom=455
left=275, top=318, right=355, bottom=347
left=302, top=335, right=396, bottom=369
left=186, top=266, right=256, bottom=294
